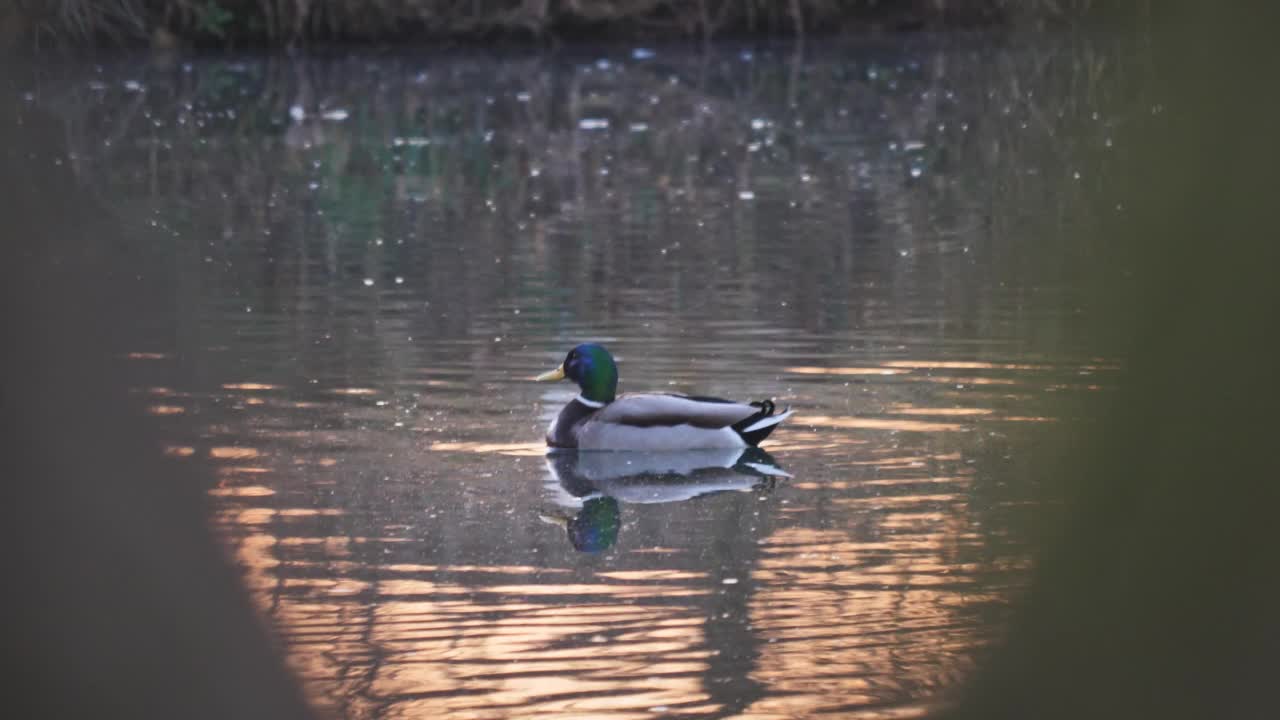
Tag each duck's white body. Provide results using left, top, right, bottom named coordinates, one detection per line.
left=545, top=393, right=793, bottom=451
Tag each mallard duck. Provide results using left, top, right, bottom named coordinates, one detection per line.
left=534, top=343, right=793, bottom=450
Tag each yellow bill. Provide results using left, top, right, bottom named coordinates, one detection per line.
left=535, top=364, right=565, bottom=382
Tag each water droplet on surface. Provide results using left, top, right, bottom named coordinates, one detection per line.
left=632, top=48, right=655, bottom=60
left=578, top=118, right=609, bottom=130
left=738, top=190, right=756, bottom=200
left=394, top=276, right=405, bottom=285
left=363, top=278, right=375, bottom=287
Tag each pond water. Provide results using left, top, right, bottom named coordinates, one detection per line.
left=20, top=33, right=1138, bottom=719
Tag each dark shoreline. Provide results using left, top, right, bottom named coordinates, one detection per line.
left=3, top=1, right=1119, bottom=53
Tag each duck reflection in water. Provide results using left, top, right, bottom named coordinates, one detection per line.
left=539, top=448, right=790, bottom=552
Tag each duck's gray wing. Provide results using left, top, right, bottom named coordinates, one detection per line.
left=594, top=393, right=760, bottom=429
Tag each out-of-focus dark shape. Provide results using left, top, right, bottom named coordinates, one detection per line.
left=942, top=5, right=1280, bottom=719
left=0, top=63, right=313, bottom=720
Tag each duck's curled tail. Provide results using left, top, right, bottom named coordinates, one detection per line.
left=731, top=399, right=794, bottom=446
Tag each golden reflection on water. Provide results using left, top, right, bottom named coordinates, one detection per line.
left=223, top=382, right=282, bottom=391
left=785, top=366, right=909, bottom=376
left=427, top=441, right=548, bottom=457
left=200, top=429, right=1018, bottom=720
left=208, top=485, right=277, bottom=497
left=232, top=533, right=720, bottom=718
left=880, top=360, right=1052, bottom=371
left=740, top=506, right=988, bottom=717
left=187, top=351, right=1082, bottom=718
left=330, top=387, right=381, bottom=396
left=146, top=404, right=185, bottom=415
left=888, top=407, right=994, bottom=417
left=899, top=376, right=1019, bottom=386
left=210, top=446, right=262, bottom=459
left=792, top=477, right=966, bottom=491
left=215, top=465, right=272, bottom=476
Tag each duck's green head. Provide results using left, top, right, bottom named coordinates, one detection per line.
left=535, top=343, right=618, bottom=403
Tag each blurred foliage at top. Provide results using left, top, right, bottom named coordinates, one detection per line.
left=4, top=0, right=1126, bottom=51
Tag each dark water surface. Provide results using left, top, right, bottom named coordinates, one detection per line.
left=23, top=34, right=1140, bottom=718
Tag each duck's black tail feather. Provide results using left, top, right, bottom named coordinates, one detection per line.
left=731, top=399, right=794, bottom=446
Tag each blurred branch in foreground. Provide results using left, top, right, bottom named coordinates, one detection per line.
left=0, top=65, right=315, bottom=719
left=942, top=4, right=1280, bottom=719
